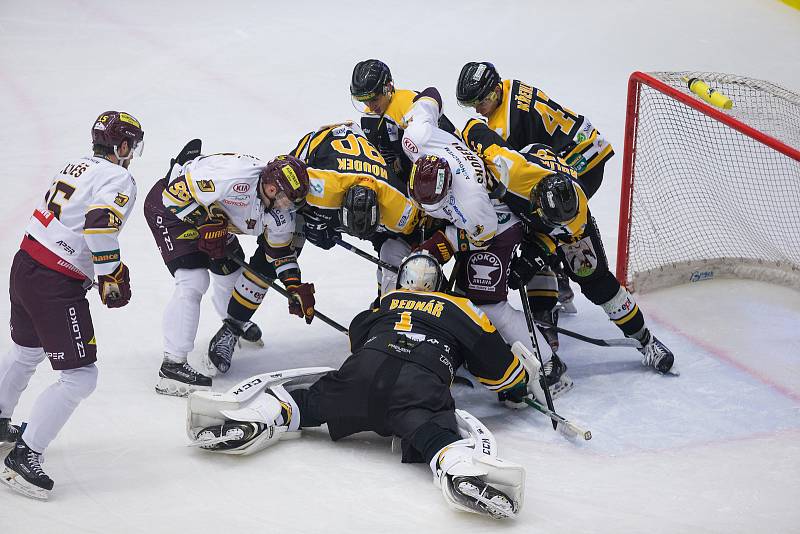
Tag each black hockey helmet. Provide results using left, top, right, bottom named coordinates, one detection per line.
left=456, top=62, right=501, bottom=106
left=341, top=184, right=380, bottom=238
left=530, top=173, right=580, bottom=227
left=396, top=250, right=444, bottom=292
left=350, top=59, right=393, bottom=102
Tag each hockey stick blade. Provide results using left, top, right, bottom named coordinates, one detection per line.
left=523, top=397, right=592, bottom=441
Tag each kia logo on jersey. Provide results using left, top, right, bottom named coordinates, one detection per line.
left=233, top=183, right=250, bottom=193
left=403, top=137, right=419, bottom=154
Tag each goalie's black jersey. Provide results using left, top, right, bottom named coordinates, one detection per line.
left=360, top=89, right=458, bottom=182
left=485, top=79, right=614, bottom=177
left=348, top=289, right=526, bottom=393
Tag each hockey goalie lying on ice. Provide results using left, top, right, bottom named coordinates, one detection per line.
left=185, top=251, right=553, bottom=520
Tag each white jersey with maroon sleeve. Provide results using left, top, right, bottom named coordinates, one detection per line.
left=23, top=156, right=137, bottom=279
left=161, top=153, right=297, bottom=247
left=403, top=93, right=519, bottom=249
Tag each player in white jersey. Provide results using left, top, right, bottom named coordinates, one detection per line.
left=144, top=149, right=312, bottom=396
left=401, top=90, right=572, bottom=395
left=0, top=111, right=143, bottom=499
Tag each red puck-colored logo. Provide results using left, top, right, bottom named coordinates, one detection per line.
left=233, top=183, right=250, bottom=193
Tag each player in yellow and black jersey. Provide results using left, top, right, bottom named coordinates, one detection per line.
left=350, top=60, right=458, bottom=182
left=460, top=118, right=675, bottom=373
left=456, top=62, right=613, bottom=198
left=289, top=122, right=420, bottom=249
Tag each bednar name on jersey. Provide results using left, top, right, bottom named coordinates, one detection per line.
left=291, top=124, right=419, bottom=235
left=348, top=289, right=526, bottom=392
left=23, top=156, right=137, bottom=279
left=161, top=153, right=297, bottom=249
left=485, top=79, right=613, bottom=177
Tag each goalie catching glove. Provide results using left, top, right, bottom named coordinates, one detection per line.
left=97, top=262, right=131, bottom=308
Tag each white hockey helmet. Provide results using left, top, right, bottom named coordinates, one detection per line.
left=396, top=250, right=445, bottom=292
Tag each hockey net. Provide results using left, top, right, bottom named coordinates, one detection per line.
left=616, top=71, right=800, bottom=293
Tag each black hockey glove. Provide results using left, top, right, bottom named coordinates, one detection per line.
left=303, top=209, right=341, bottom=250
left=508, top=248, right=548, bottom=289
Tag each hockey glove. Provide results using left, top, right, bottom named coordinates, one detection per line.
left=414, top=230, right=454, bottom=264
left=97, top=263, right=131, bottom=309
left=508, top=250, right=547, bottom=290
left=286, top=282, right=315, bottom=324
left=197, top=219, right=228, bottom=259
left=303, top=210, right=341, bottom=250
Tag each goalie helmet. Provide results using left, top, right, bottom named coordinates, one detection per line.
left=341, top=185, right=380, bottom=238
left=259, top=155, right=310, bottom=210
left=408, top=155, right=452, bottom=210
left=530, top=173, right=580, bottom=227
left=91, top=111, right=144, bottom=159
left=396, top=250, right=444, bottom=292
left=456, top=62, right=501, bottom=107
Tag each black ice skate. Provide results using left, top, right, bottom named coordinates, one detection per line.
left=449, top=475, right=518, bottom=519
left=206, top=319, right=244, bottom=374
left=1, top=439, right=53, bottom=500
left=543, top=354, right=574, bottom=398
left=638, top=331, right=676, bottom=374
left=0, top=418, right=21, bottom=444
left=155, top=358, right=212, bottom=397
left=191, top=421, right=266, bottom=451
left=237, top=320, right=264, bottom=348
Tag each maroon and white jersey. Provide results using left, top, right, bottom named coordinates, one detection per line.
left=162, top=153, right=297, bottom=249
left=23, top=156, right=137, bottom=280
left=403, top=93, right=519, bottom=249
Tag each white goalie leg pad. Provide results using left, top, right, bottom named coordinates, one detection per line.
left=186, top=367, right=333, bottom=455
left=430, top=409, right=525, bottom=519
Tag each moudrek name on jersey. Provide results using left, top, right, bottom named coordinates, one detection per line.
left=336, top=158, right=388, bottom=179
left=389, top=298, right=445, bottom=318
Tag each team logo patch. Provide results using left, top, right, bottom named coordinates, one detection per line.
left=563, top=237, right=597, bottom=277
left=403, top=137, right=419, bottom=154
left=114, top=193, right=129, bottom=207
left=233, top=183, right=250, bottom=193
left=246, top=218, right=257, bottom=230
left=309, top=177, right=324, bottom=197
left=467, top=252, right=502, bottom=291
left=198, top=180, right=215, bottom=192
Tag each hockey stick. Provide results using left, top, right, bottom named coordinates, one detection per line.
left=518, top=287, right=558, bottom=430
left=523, top=398, right=592, bottom=441
left=532, top=319, right=642, bottom=348
left=334, top=238, right=399, bottom=273
left=227, top=255, right=349, bottom=335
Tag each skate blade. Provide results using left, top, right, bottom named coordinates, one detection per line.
left=556, top=301, right=577, bottom=314
left=549, top=374, right=575, bottom=399
left=155, top=377, right=211, bottom=398
left=457, top=481, right=516, bottom=519
left=1, top=467, right=50, bottom=500
left=661, top=367, right=680, bottom=377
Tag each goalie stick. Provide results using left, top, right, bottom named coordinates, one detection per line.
left=227, top=255, right=349, bottom=335
left=523, top=398, right=592, bottom=441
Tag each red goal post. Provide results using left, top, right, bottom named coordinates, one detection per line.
left=615, top=71, right=800, bottom=293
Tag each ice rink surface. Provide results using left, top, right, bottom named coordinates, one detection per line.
left=0, top=1, right=798, bottom=532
